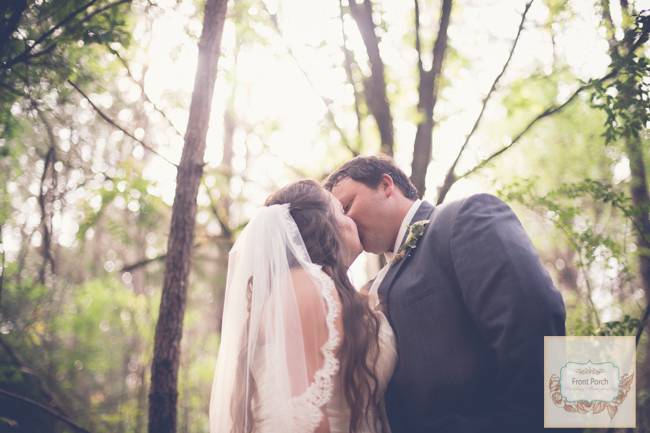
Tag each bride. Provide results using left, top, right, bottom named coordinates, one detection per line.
left=209, top=180, right=397, bottom=433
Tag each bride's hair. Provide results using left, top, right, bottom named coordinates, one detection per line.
left=260, top=179, right=384, bottom=433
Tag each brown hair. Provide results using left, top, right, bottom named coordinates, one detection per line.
left=261, top=179, right=384, bottom=433
left=324, top=154, right=419, bottom=199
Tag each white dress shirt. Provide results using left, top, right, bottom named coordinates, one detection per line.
left=368, top=199, right=422, bottom=305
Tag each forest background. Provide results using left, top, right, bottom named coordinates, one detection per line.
left=0, top=0, right=649, bottom=432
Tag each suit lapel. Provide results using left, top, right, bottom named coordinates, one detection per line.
left=377, top=201, right=435, bottom=306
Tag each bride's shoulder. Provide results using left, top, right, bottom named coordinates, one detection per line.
left=289, top=267, right=345, bottom=342
left=289, top=267, right=341, bottom=313
left=289, top=267, right=323, bottom=303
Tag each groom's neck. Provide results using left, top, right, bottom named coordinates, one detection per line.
left=396, top=197, right=416, bottom=224
left=388, top=196, right=416, bottom=251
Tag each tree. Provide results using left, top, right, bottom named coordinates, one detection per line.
left=348, top=0, right=395, bottom=155
left=146, top=0, right=229, bottom=432
left=340, top=0, right=646, bottom=204
left=410, top=0, right=452, bottom=197
left=595, top=10, right=650, bottom=429
left=0, top=0, right=131, bottom=137
left=596, top=2, right=649, bottom=312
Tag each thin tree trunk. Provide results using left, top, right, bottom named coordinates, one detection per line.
left=339, top=0, right=364, bottom=150
left=0, top=388, right=93, bottom=433
left=348, top=0, right=394, bottom=155
left=36, top=110, right=57, bottom=284
left=436, top=0, right=532, bottom=203
left=0, top=223, right=5, bottom=306
left=625, top=137, right=650, bottom=303
left=600, top=0, right=650, bottom=311
left=410, top=0, right=452, bottom=197
left=599, top=10, right=650, bottom=431
left=618, top=15, right=650, bottom=312
left=147, top=0, right=229, bottom=432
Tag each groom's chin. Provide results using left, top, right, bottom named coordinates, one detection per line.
left=361, top=244, right=382, bottom=255
left=349, top=250, right=362, bottom=267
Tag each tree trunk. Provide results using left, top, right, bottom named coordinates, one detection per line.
left=625, top=137, right=650, bottom=304
left=600, top=12, right=650, bottom=431
left=36, top=111, right=58, bottom=284
left=147, top=0, right=229, bottom=432
left=600, top=0, right=650, bottom=312
left=410, top=0, right=452, bottom=198
left=348, top=0, right=394, bottom=155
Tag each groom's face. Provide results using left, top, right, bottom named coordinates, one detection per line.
left=330, top=177, right=395, bottom=254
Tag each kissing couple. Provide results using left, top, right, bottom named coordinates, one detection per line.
left=209, top=155, right=568, bottom=433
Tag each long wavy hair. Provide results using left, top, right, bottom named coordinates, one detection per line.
left=230, top=179, right=384, bottom=433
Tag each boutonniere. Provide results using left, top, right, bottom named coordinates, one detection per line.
left=391, top=220, right=430, bottom=264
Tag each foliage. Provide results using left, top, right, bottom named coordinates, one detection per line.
left=597, top=313, right=641, bottom=336
left=590, top=11, right=650, bottom=144
left=1, top=1, right=649, bottom=432
left=499, top=177, right=642, bottom=332
left=0, top=0, right=134, bottom=137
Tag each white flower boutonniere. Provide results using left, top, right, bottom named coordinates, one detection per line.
left=391, top=220, right=430, bottom=264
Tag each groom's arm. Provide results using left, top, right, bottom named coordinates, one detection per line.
left=446, top=193, right=566, bottom=433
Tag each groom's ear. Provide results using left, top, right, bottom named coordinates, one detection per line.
left=379, top=173, right=395, bottom=197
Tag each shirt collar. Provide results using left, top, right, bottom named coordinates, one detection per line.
left=387, top=199, right=422, bottom=260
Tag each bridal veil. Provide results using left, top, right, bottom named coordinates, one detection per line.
left=209, top=203, right=341, bottom=433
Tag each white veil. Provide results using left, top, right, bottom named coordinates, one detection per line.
left=209, top=203, right=341, bottom=433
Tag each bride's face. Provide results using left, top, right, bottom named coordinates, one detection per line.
left=328, top=192, right=362, bottom=267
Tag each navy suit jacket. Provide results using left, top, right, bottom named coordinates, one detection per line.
left=377, top=194, right=568, bottom=433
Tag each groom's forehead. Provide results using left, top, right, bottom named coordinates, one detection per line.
left=330, top=177, right=357, bottom=199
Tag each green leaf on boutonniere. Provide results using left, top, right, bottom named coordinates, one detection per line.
left=391, top=220, right=430, bottom=264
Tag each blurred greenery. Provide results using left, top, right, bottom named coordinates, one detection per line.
left=0, top=0, right=648, bottom=432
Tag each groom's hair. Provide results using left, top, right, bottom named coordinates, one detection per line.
left=324, top=154, right=419, bottom=199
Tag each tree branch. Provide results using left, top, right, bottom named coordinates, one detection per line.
left=36, top=109, right=58, bottom=284
left=5, top=0, right=131, bottom=70
left=0, top=223, right=4, bottom=307
left=348, top=0, right=394, bottom=154
left=339, top=0, right=363, bottom=152
left=414, top=0, right=424, bottom=78
left=429, top=0, right=452, bottom=92
left=438, top=0, right=533, bottom=203
left=78, top=0, right=131, bottom=28
left=0, top=0, right=27, bottom=51
left=120, top=254, right=165, bottom=273
left=23, top=41, right=58, bottom=62
left=262, top=4, right=357, bottom=157
left=67, top=79, right=179, bottom=167
left=438, top=20, right=649, bottom=201
left=119, top=236, right=231, bottom=273
left=107, top=46, right=184, bottom=138
left=636, top=301, right=649, bottom=346
left=0, top=80, right=27, bottom=99
left=0, top=388, right=93, bottom=433
left=0, top=336, right=70, bottom=418
left=202, top=178, right=232, bottom=239
left=410, top=0, right=452, bottom=197
left=600, top=0, right=619, bottom=54
left=4, top=0, right=102, bottom=69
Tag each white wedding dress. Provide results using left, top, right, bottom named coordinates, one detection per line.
left=251, top=266, right=397, bottom=433
left=209, top=204, right=397, bottom=433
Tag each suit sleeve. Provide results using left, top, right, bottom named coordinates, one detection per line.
left=444, top=193, right=566, bottom=433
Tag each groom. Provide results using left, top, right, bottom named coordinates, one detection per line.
left=325, top=155, right=567, bottom=433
